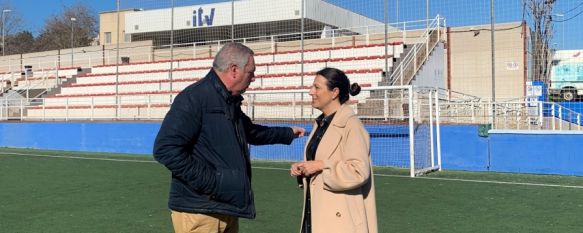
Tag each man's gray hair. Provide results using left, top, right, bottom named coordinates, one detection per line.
left=213, top=42, right=255, bottom=72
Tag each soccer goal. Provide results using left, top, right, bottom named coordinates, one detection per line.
left=243, top=85, right=442, bottom=177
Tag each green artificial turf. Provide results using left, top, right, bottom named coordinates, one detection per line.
left=2, top=148, right=583, bottom=232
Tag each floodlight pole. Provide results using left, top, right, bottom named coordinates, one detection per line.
left=426, top=0, right=429, bottom=30
left=2, top=9, right=11, bottom=56
left=396, top=0, right=399, bottom=23
left=170, top=0, right=175, bottom=93
left=115, top=0, right=120, bottom=119
left=384, top=0, right=388, bottom=77
left=231, top=0, right=234, bottom=41
left=71, top=17, right=76, bottom=67
left=490, top=0, right=496, bottom=126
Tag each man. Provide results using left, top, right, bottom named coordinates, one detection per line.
left=154, top=42, right=305, bottom=233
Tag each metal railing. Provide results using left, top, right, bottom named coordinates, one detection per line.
left=438, top=96, right=583, bottom=131
left=389, top=15, right=444, bottom=86
left=2, top=81, right=582, bottom=133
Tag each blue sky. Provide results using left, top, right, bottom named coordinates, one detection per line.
left=6, top=0, right=582, bottom=49
left=7, top=0, right=116, bottom=35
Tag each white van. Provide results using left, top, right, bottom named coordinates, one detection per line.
left=549, top=51, right=583, bottom=101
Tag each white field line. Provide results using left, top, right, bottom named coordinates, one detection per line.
left=3, top=152, right=583, bottom=189
left=0, top=152, right=156, bottom=163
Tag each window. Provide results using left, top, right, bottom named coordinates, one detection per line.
left=104, top=32, right=112, bottom=44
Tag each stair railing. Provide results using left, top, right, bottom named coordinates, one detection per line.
left=389, top=15, right=444, bottom=86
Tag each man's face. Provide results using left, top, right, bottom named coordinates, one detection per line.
left=231, top=56, right=256, bottom=95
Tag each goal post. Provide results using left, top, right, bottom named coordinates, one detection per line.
left=244, top=85, right=441, bottom=177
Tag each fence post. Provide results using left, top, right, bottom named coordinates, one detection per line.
left=147, top=95, right=151, bottom=120
left=402, top=22, right=406, bottom=43
left=426, top=27, right=429, bottom=60
left=552, top=104, right=556, bottom=130
left=65, top=98, right=69, bottom=121
left=437, top=15, right=441, bottom=42
left=538, top=102, right=543, bottom=129
left=414, top=45, right=418, bottom=76
left=20, top=99, right=24, bottom=120
left=365, top=26, right=370, bottom=45
left=117, top=95, right=121, bottom=120
left=292, top=93, right=297, bottom=120
left=192, top=43, right=197, bottom=58
left=270, top=36, right=275, bottom=53
left=332, top=32, right=336, bottom=48
left=90, top=96, right=94, bottom=121
left=558, top=107, right=562, bottom=131
left=383, top=89, right=388, bottom=120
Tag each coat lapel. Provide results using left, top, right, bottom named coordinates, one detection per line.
left=314, top=126, right=342, bottom=160
left=314, top=105, right=354, bottom=160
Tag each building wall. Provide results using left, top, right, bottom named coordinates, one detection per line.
left=414, top=43, right=446, bottom=89
left=100, top=9, right=140, bottom=46
left=448, top=22, right=526, bottom=100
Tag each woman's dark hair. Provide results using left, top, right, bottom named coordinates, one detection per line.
left=316, top=67, right=361, bottom=104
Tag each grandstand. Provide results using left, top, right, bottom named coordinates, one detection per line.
left=25, top=41, right=404, bottom=119
left=1, top=9, right=443, bottom=122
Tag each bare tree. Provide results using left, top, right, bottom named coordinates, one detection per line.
left=523, top=0, right=555, bottom=83
left=6, top=30, right=34, bottom=54
left=35, top=3, right=97, bottom=52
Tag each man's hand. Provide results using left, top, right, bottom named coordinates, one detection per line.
left=290, top=126, right=305, bottom=138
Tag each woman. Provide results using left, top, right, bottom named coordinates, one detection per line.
left=291, top=67, right=377, bottom=233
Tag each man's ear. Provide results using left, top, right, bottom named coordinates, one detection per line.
left=228, top=64, right=237, bottom=79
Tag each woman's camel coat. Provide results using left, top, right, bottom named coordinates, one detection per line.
left=300, top=104, right=377, bottom=233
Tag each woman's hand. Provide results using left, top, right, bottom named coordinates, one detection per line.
left=291, top=161, right=324, bottom=177
left=300, top=160, right=324, bottom=176
left=290, top=162, right=304, bottom=176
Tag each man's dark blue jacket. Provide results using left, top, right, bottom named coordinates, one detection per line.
left=153, top=69, right=295, bottom=219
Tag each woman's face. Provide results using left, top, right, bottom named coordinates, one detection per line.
left=309, top=75, right=338, bottom=111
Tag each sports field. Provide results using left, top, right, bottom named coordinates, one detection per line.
left=1, top=147, right=583, bottom=233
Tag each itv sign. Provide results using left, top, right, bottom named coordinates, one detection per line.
left=192, top=7, right=215, bottom=27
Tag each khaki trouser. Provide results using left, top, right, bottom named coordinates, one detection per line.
left=171, top=210, right=239, bottom=233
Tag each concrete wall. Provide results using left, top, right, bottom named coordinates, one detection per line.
left=489, top=130, right=583, bottom=176
left=1, top=122, right=583, bottom=176
left=0, top=122, right=160, bottom=154
left=414, top=43, right=446, bottom=89
left=447, top=22, right=526, bottom=100
left=0, top=40, right=154, bottom=73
